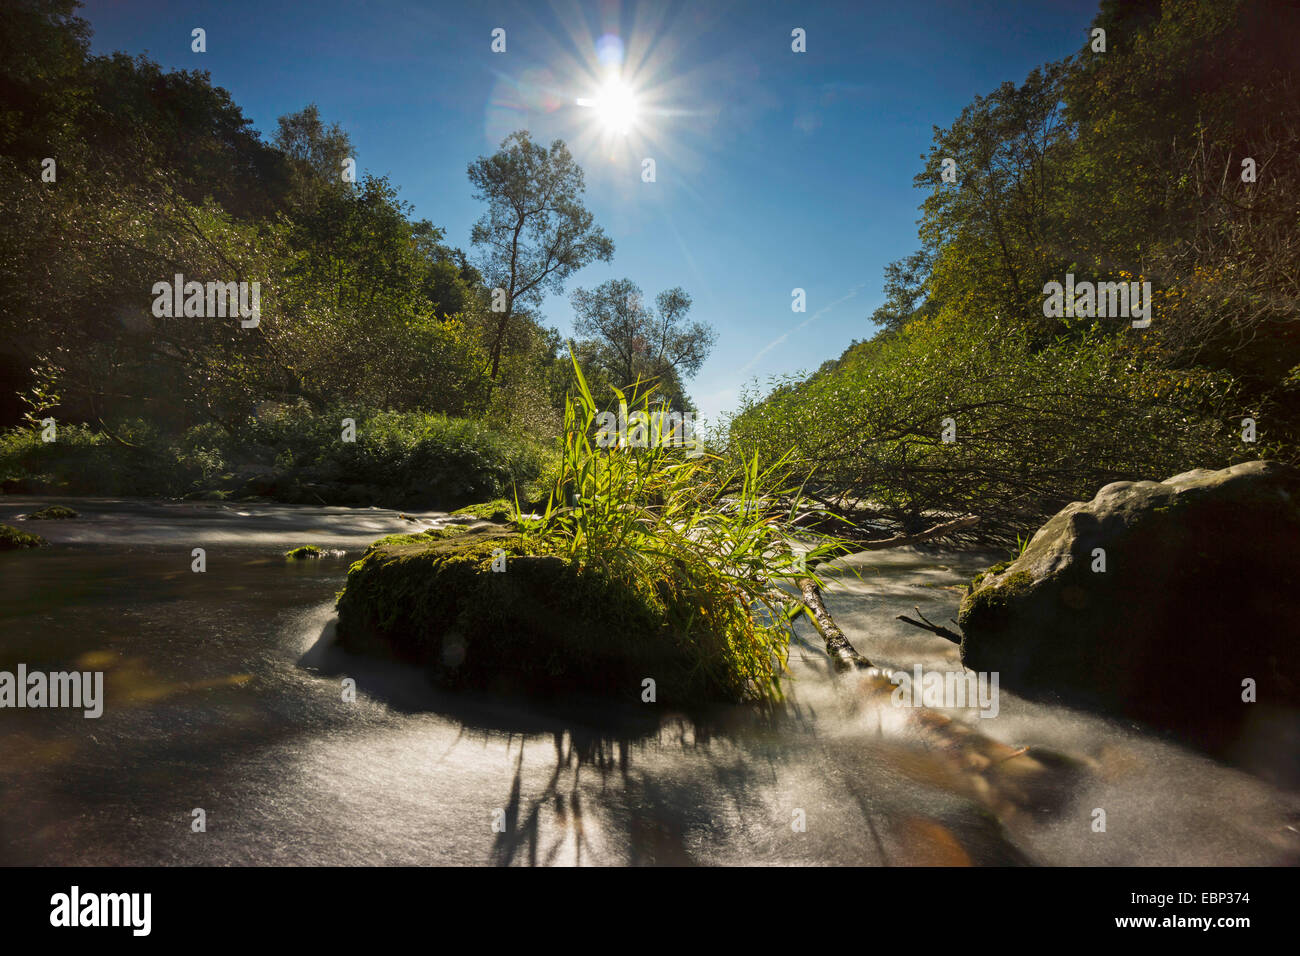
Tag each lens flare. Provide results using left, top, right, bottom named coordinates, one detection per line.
left=577, top=75, right=639, bottom=135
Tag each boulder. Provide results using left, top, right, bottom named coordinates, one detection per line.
left=958, top=461, right=1300, bottom=761
left=0, top=524, right=47, bottom=550
left=333, top=527, right=755, bottom=705
left=27, top=504, right=79, bottom=519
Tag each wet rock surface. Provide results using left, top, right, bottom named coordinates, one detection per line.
left=958, top=461, right=1300, bottom=778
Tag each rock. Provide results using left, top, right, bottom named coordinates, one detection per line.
left=27, top=505, right=79, bottom=520
left=450, top=499, right=515, bottom=523
left=958, top=460, right=1300, bottom=762
left=333, top=527, right=752, bottom=704
left=285, top=545, right=325, bottom=559
left=0, top=524, right=47, bottom=550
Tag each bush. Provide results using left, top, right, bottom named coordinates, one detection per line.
left=233, top=405, right=554, bottom=507
left=0, top=408, right=556, bottom=508
left=724, top=312, right=1247, bottom=541
left=335, top=359, right=852, bottom=707
left=0, top=422, right=211, bottom=496
left=513, top=357, right=849, bottom=705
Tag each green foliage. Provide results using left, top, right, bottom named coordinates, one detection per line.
left=238, top=406, right=551, bottom=507
left=726, top=311, right=1242, bottom=539
left=517, top=354, right=850, bottom=705
left=568, top=279, right=713, bottom=408
left=731, top=0, right=1299, bottom=537
left=0, top=422, right=212, bottom=496
left=0, top=9, right=578, bottom=456
left=468, top=130, right=615, bottom=382
left=0, top=408, right=553, bottom=507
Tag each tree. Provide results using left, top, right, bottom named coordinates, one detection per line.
left=468, top=130, right=613, bottom=385
left=870, top=250, right=935, bottom=333
left=273, top=104, right=353, bottom=213
left=913, top=62, right=1072, bottom=326
left=569, top=279, right=714, bottom=406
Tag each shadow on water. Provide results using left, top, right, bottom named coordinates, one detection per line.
left=298, top=615, right=793, bottom=865
left=298, top=613, right=1041, bottom=866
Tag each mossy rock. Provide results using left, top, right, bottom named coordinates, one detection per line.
left=450, top=499, right=515, bottom=523
left=27, top=505, right=79, bottom=520
left=285, top=545, right=325, bottom=560
left=334, top=528, right=752, bottom=705
left=967, top=559, right=1014, bottom=591
left=0, top=524, right=48, bottom=550
left=960, top=569, right=1033, bottom=620
left=362, top=525, right=467, bottom=553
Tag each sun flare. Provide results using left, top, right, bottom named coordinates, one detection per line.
left=578, top=76, right=639, bottom=135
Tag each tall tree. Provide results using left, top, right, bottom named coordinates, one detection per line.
left=913, top=62, right=1072, bottom=325
left=570, top=278, right=714, bottom=406
left=273, top=104, right=353, bottom=213
left=468, top=130, right=613, bottom=385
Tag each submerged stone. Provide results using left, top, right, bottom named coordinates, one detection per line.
left=27, top=505, right=79, bottom=520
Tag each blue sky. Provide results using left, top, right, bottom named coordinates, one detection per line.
left=82, top=0, right=1099, bottom=424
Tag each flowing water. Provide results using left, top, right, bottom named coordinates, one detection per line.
left=2, top=496, right=1297, bottom=866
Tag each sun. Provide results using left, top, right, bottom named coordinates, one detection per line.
left=577, top=76, right=639, bottom=135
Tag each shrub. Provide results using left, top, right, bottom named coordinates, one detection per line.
left=724, top=312, right=1246, bottom=540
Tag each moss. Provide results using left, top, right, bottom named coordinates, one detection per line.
left=451, top=499, right=515, bottom=523
left=285, top=545, right=325, bottom=559
left=27, top=505, right=79, bottom=520
left=0, top=524, right=48, bottom=550
left=960, top=568, right=1035, bottom=620
left=363, top=525, right=467, bottom=553
left=334, top=528, right=764, bottom=705
left=967, top=559, right=1013, bottom=592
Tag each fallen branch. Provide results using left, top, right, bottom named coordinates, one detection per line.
left=785, top=570, right=1082, bottom=820
left=896, top=606, right=963, bottom=644
left=797, top=577, right=873, bottom=671
left=853, top=514, right=980, bottom=550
